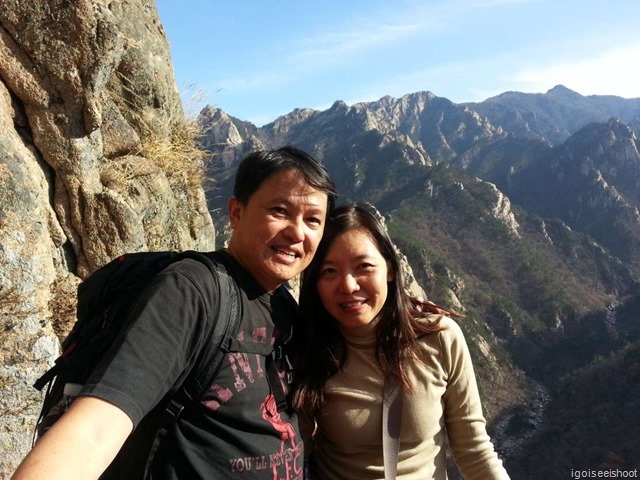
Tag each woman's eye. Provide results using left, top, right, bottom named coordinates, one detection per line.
left=320, top=267, right=336, bottom=276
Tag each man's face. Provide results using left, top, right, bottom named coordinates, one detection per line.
left=227, top=168, right=329, bottom=292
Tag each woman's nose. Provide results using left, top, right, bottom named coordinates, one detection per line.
left=339, top=274, right=359, bottom=293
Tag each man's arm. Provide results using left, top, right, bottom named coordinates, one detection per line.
left=12, top=396, right=133, bottom=480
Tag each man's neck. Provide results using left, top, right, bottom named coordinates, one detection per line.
left=223, top=247, right=280, bottom=294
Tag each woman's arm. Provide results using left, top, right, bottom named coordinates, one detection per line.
left=441, top=319, right=510, bottom=480
left=12, top=396, right=133, bottom=480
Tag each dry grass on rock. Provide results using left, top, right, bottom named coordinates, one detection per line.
left=108, top=77, right=211, bottom=191
left=139, top=117, right=209, bottom=190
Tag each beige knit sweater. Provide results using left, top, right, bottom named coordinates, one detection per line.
left=299, top=316, right=510, bottom=480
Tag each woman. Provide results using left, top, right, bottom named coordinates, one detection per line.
left=293, top=205, right=509, bottom=479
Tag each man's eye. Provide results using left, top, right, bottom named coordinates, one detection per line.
left=271, top=207, right=287, bottom=216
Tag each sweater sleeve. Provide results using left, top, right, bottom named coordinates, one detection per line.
left=440, top=319, right=510, bottom=480
left=297, top=406, right=317, bottom=457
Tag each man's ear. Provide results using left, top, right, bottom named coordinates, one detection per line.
left=228, top=196, right=242, bottom=228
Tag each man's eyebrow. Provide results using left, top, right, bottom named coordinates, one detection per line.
left=270, top=197, right=326, bottom=210
left=305, top=205, right=326, bottom=215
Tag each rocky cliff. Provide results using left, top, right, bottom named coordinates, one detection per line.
left=0, top=1, right=215, bottom=474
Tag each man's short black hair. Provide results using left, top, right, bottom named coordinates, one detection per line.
left=233, top=146, right=337, bottom=211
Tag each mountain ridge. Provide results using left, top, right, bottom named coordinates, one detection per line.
left=464, top=84, right=640, bottom=144
left=199, top=85, right=640, bottom=475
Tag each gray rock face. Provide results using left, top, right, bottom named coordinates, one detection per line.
left=0, top=1, right=215, bottom=474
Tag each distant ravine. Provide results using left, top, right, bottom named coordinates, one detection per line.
left=492, top=380, right=551, bottom=461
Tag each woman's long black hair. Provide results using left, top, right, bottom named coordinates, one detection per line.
left=292, top=204, right=458, bottom=413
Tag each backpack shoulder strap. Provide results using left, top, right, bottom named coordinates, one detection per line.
left=188, top=250, right=242, bottom=397
left=161, top=250, right=242, bottom=420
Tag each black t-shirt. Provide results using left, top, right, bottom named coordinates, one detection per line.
left=82, top=251, right=304, bottom=479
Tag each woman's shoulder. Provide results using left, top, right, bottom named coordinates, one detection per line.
left=416, top=314, right=465, bottom=347
left=417, top=314, right=462, bottom=333
left=416, top=315, right=471, bottom=375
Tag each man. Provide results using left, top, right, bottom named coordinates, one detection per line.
left=13, top=146, right=337, bottom=479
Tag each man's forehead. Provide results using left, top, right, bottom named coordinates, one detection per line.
left=261, top=169, right=327, bottom=201
left=269, top=190, right=328, bottom=207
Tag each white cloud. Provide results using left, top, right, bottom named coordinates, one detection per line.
left=216, top=72, right=289, bottom=94
left=289, top=20, right=426, bottom=67
left=510, top=45, right=640, bottom=98
left=217, top=3, right=443, bottom=94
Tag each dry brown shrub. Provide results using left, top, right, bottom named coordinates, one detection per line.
left=109, top=76, right=211, bottom=191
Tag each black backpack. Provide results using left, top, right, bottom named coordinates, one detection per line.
left=32, top=250, right=242, bottom=478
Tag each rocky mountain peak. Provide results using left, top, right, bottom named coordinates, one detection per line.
left=198, top=106, right=244, bottom=147
left=545, top=84, right=583, bottom=99
left=268, top=107, right=318, bottom=134
left=329, top=99, right=349, bottom=112
left=565, top=117, right=639, bottom=169
left=466, top=84, right=640, bottom=144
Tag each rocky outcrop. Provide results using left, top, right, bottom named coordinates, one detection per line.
left=0, top=1, right=215, bottom=474
left=504, top=118, right=640, bottom=272
left=484, top=182, right=521, bottom=238
left=199, top=106, right=263, bottom=175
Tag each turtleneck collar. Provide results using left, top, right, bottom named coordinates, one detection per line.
left=339, top=316, right=381, bottom=348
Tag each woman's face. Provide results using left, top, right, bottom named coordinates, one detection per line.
left=316, top=228, right=392, bottom=329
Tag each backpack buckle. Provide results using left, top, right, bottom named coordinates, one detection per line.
left=164, top=399, right=185, bottom=421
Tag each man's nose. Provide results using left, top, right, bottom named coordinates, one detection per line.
left=284, top=218, right=305, bottom=242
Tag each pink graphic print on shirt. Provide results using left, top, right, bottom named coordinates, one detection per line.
left=261, top=394, right=302, bottom=480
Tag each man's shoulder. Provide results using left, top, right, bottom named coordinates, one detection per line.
left=161, top=251, right=231, bottom=282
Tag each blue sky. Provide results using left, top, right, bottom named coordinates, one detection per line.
left=155, top=0, right=640, bottom=126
